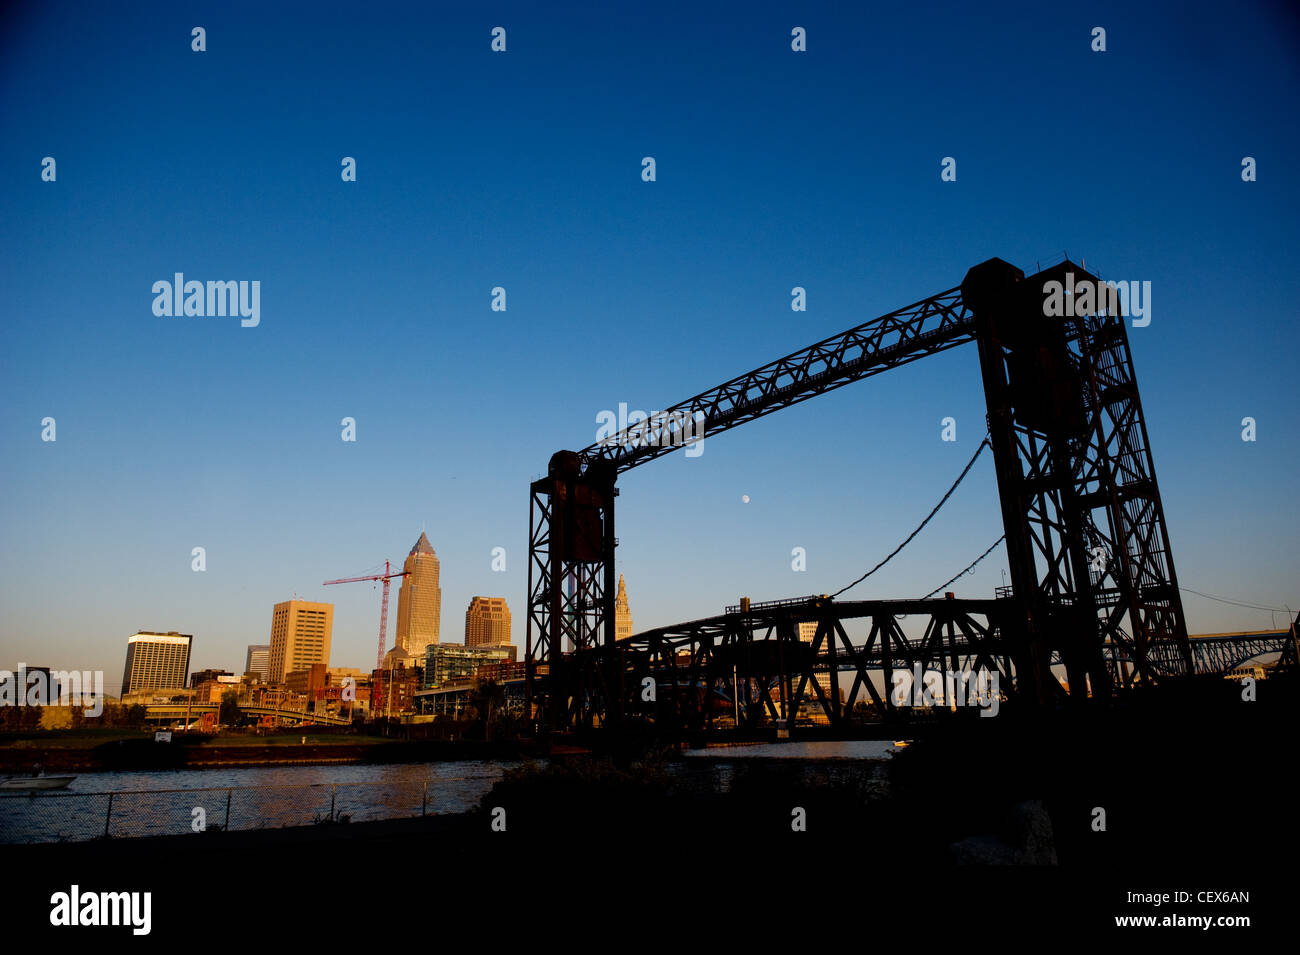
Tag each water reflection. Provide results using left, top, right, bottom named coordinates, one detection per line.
left=0, top=760, right=526, bottom=845
left=2, top=743, right=899, bottom=844
left=681, top=740, right=899, bottom=760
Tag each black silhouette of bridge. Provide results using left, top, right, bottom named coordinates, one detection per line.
left=522, top=256, right=1287, bottom=731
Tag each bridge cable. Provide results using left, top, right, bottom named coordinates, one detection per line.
left=1178, top=586, right=1292, bottom=615
left=920, top=534, right=1007, bottom=600
left=830, top=434, right=991, bottom=599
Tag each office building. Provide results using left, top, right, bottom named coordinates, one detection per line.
left=285, top=663, right=330, bottom=697
left=190, top=668, right=233, bottom=689
left=121, top=631, right=193, bottom=695
left=395, top=532, right=442, bottom=659
left=245, top=644, right=270, bottom=682
left=327, top=666, right=366, bottom=687
left=424, top=644, right=515, bottom=687
left=372, top=658, right=421, bottom=717
left=194, top=673, right=241, bottom=704
left=268, top=600, right=333, bottom=684
left=465, top=596, right=511, bottom=647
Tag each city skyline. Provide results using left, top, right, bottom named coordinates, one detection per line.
left=16, top=527, right=558, bottom=695
left=2, top=2, right=1298, bottom=688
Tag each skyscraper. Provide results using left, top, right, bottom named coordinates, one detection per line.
left=268, top=600, right=333, bottom=684
left=465, top=596, right=511, bottom=647
left=395, top=531, right=441, bottom=659
left=121, top=631, right=193, bottom=694
left=615, top=574, right=634, bottom=640
left=245, top=644, right=270, bottom=682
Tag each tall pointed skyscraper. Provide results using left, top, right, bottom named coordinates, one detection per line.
left=395, top=531, right=442, bottom=660
left=615, top=573, right=634, bottom=640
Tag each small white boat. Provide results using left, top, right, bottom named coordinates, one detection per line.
left=0, top=775, right=76, bottom=791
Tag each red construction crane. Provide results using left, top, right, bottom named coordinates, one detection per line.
left=323, top=561, right=410, bottom=671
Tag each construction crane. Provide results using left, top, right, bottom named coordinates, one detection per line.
left=323, top=561, right=410, bottom=671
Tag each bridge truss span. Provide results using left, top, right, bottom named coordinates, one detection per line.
left=576, top=287, right=975, bottom=474
left=604, top=596, right=1015, bottom=731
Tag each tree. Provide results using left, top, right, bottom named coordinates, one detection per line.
left=219, top=689, right=241, bottom=727
left=467, top=679, right=506, bottom=738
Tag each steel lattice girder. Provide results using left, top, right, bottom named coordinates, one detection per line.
left=576, top=289, right=976, bottom=473
left=599, top=597, right=1015, bottom=729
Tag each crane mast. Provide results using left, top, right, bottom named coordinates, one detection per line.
left=323, top=560, right=411, bottom=672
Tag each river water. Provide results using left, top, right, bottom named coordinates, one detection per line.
left=682, top=740, right=900, bottom=760
left=1, top=741, right=901, bottom=844
left=0, top=760, right=525, bottom=844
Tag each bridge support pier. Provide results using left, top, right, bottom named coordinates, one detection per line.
left=525, top=451, right=619, bottom=734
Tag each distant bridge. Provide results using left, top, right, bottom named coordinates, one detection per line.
left=237, top=703, right=352, bottom=727
left=414, top=680, right=529, bottom=718
left=141, top=701, right=352, bottom=727
left=1187, top=629, right=1297, bottom=675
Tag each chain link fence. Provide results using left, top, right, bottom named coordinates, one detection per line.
left=0, top=773, right=507, bottom=845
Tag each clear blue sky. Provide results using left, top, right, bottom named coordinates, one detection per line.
left=2, top=1, right=1297, bottom=690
